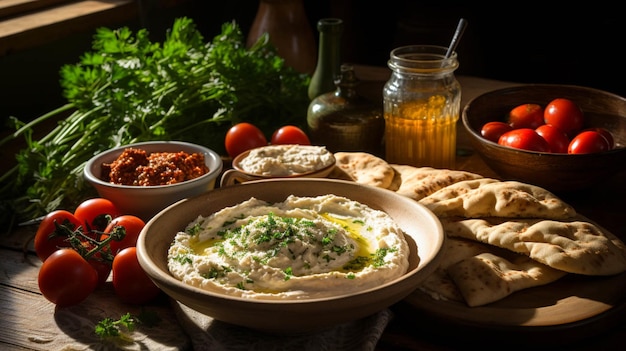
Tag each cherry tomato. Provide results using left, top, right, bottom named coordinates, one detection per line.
left=544, top=98, right=584, bottom=137
left=34, top=210, right=83, bottom=262
left=536, top=124, right=570, bottom=154
left=498, top=128, right=551, bottom=152
left=74, top=198, right=121, bottom=233
left=102, top=215, right=146, bottom=254
left=583, top=127, right=615, bottom=149
left=568, top=130, right=611, bottom=154
left=270, top=125, right=311, bottom=145
left=88, top=257, right=112, bottom=287
left=508, top=103, right=544, bottom=129
left=224, top=122, right=268, bottom=158
left=112, top=247, right=161, bottom=304
left=38, top=249, right=98, bottom=307
left=480, top=121, right=513, bottom=143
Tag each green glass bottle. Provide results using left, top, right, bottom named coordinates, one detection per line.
left=307, top=18, right=343, bottom=100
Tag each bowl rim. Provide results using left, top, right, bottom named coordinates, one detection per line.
left=231, top=144, right=337, bottom=178
left=84, top=140, right=224, bottom=189
left=461, top=83, right=626, bottom=157
left=136, top=177, right=445, bottom=305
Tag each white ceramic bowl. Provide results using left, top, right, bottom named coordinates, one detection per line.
left=136, top=178, right=445, bottom=333
left=220, top=144, right=336, bottom=187
left=84, top=141, right=223, bottom=221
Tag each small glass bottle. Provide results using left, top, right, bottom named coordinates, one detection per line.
left=383, top=45, right=461, bottom=169
left=307, top=18, right=343, bottom=100
left=307, top=64, right=384, bottom=155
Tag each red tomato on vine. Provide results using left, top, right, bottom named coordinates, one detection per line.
left=38, top=249, right=98, bottom=307
left=34, top=210, right=83, bottom=262
left=74, top=198, right=121, bottom=233
left=112, top=247, right=162, bottom=304
left=102, top=215, right=146, bottom=254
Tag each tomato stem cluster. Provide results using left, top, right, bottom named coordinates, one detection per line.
left=50, top=215, right=126, bottom=263
left=36, top=198, right=159, bottom=309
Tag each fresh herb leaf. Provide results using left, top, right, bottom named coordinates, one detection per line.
left=95, top=310, right=161, bottom=340
left=95, top=313, right=136, bottom=339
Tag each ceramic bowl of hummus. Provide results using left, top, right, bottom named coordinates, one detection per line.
left=136, top=178, right=445, bottom=333
left=84, top=141, right=223, bottom=221
left=220, top=144, right=336, bottom=186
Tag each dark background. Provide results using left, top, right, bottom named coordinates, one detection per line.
left=2, top=0, right=625, bottom=125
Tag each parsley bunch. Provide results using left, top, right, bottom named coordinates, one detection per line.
left=0, top=17, right=310, bottom=228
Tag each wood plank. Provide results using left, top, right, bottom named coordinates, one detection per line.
left=0, top=0, right=74, bottom=18
left=0, top=0, right=138, bottom=56
left=0, top=246, right=41, bottom=292
left=0, top=247, right=190, bottom=350
left=0, top=0, right=134, bottom=35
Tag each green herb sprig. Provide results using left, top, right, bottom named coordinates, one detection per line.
left=95, top=310, right=161, bottom=341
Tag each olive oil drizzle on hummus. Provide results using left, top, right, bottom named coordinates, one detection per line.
left=188, top=212, right=379, bottom=276
left=167, top=195, right=410, bottom=299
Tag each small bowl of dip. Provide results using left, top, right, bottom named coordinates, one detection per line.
left=220, top=144, right=336, bottom=186
left=84, top=141, right=223, bottom=220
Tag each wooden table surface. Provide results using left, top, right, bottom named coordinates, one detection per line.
left=2, top=66, right=625, bottom=350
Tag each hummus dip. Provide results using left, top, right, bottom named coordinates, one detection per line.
left=238, top=145, right=335, bottom=176
left=167, top=194, right=410, bottom=299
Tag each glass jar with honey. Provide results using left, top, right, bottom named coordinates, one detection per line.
left=383, top=45, right=461, bottom=169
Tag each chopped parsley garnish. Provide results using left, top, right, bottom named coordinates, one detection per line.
left=284, top=267, right=293, bottom=281
left=372, top=247, right=397, bottom=268
left=202, top=265, right=232, bottom=279
left=173, top=254, right=193, bottom=265
left=343, top=255, right=370, bottom=271
left=343, top=247, right=398, bottom=271
left=186, top=223, right=202, bottom=236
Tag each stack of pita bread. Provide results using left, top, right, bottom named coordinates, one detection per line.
left=330, top=152, right=626, bottom=307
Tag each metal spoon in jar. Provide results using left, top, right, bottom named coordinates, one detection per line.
left=445, top=18, right=468, bottom=59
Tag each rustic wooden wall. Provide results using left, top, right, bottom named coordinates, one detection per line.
left=2, top=0, right=624, bottom=127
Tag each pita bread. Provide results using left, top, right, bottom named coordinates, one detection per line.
left=389, top=165, right=483, bottom=200
left=330, top=152, right=395, bottom=189
left=441, top=217, right=626, bottom=276
left=419, top=179, right=576, bottom=220
left=420, top=237, right=566, bottom=307
left=447, top=252, right=567, bottom=307
left=385, top=166, right=404, bottom=192
left=419, top=237, right=498, bottom=303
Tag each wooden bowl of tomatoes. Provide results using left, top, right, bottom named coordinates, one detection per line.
left=462, top=84, right=626, bottom=193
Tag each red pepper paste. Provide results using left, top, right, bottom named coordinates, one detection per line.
left=101, top=148, right=209, bottom=186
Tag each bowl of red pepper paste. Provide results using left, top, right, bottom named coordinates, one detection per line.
left=84, top=141, right=223, bottom=221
